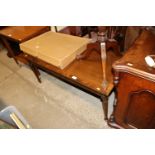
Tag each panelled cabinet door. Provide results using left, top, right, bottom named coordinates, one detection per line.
left=121, top=89, right=155, bottom=129
left=112, top=72, right=155, bottom=129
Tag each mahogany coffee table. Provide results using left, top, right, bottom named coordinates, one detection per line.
left=19, top=46, right=120, bottom=120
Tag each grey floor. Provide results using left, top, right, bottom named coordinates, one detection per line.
left=0, top=46, right=114, bottom=128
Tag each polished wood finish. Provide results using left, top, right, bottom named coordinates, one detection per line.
left=17, top=27, right=121, bottom=120
left=0, top=26, right=50, bottom=42
left=0, top=26, right=50, bottom=57
left=88, top=26, right=127, bottom=52
left=0, top=26, right=7, bottom=30
left=22, top=49, right=120, bottom=96
left=77, top=41, right=121, bottom=59
left=18, top=47, right=120, bottom=120
left=108, top=30, right=155, bottom=128
left=2, top=26, right=121, bottom=120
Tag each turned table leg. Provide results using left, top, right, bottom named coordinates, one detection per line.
left=107, top=95, right=122, bottom=128
left=101, top=95, right=108, bottom=120
left=108, top=96, right=117, bottom=126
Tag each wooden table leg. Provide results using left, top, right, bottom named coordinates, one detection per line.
left=0, top=37, right=19, bottom=65
left=108, top=96, right=116, bottom=125
left=101, top=95, right=108, bottom=120
left=0, top=38, right=4, bottom=51
left=108, top=95, right=122, bottom=128
left=28, top=60, right=42, bottom=83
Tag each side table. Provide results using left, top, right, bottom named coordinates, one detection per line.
left=0, top=26, right=50, bottom=64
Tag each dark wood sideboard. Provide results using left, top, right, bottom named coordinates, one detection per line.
left=108, top=30, right=155, bottom=129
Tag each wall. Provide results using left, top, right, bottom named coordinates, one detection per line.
left=51, top=26, right=66, bottom=32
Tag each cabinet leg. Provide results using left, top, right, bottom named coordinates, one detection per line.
left=101, top=95, right=108, bottom=120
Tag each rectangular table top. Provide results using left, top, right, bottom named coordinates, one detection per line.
left=19, top=49, right=120, bottom=96
left=0, top=26, right=50, bottom=42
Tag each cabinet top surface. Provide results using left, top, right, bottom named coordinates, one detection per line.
left=113, top=30, right=155, bottom=81
left=0, top=26, right=49, bottom=42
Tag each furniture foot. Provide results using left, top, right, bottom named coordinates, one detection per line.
left=28, top=61, right=42, bottom=83
left=101, top=95, right=108, bottom=120
left=76, top=42, right=100, bottom=60
left=107, top=93, right=122, bottom=128
left=106, top=40, right=122, bottom=56
left=77, top=40, right=121, bottom=61
left=108, top=118, right=123, bottom=129
left=108, top=112, right=123, bottom=128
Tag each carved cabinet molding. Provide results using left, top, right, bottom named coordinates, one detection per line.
left=108, top=30, right=155, bottom=129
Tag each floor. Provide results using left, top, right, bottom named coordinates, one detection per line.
left=0, top=45, right=114, bottom=129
